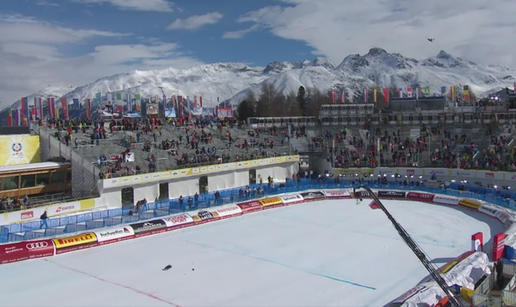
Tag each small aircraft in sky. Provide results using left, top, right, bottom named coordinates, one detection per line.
left=427, top=38, right=435, bottom=42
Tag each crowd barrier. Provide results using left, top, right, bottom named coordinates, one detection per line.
left=3, top=184, right=516, bottom=306
left=2, top=179, right=515, bottom=244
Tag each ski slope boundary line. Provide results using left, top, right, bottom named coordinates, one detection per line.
left=181, top=239, right=377, bottom=291
left=43, top=258, right=182, bottom=307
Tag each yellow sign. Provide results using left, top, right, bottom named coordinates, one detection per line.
left=259, top=197, right=283, bottom=207
left=0, top=135, right=41, bottom=165
left=458, top=199, right=482, bottom=210
left=333, top=168, right=374, bottom=176
left=52, top=233, right=97, bottom=249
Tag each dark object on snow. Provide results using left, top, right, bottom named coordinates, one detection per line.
left=192, top=268, right=195, bottom=271
left=163, top=265, right=172, bottom=271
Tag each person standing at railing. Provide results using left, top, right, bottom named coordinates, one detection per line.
left=40, top=211, right=48, bottom=229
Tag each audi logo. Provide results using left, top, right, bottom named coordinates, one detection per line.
left=26, top=242, right=48, bottom=249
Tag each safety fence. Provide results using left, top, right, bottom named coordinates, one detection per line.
left=0, top=178, right=513, bottom=243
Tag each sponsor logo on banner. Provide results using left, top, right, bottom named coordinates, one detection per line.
left=405, top=169, right=415, bottom=175
left=95, top=227, right=134, bottom=243
left=130, top=220, right=167, bottom=235
left=161, top=214, right=194, bottom=228
left=214, top=205, right=242, bottom=217
left=406, top=192, right=434, bottom=202
left=458, top=199, right=482, bottom=210
left=485, top=173, right=495, bottom=179
left=0, top=239, right=54, bottom=264
left=237, top=201, right=263, bottom=213
left=456, top=171, right=474, bottom=177
left=433, top=195, right=460, bottom=206
left=258, top=197, right=284, bottom=208
left=300, top=191, right=325, bottom=201
left=323, top=190, right=351, bottom=199
left=20, top=211, right=34, bottom=220
left=389, top=285, right=427, bottom=305
left=52, top=233, right=97, bottom=249
left=428, top=169, right=447, bottom=175
left=378, top=191, right=406, bottom=199
left=192, top=210, right=219, bottom=223
left=47, top=202, right=81, bottom=216
left=280, top=194, right=304, bottom=205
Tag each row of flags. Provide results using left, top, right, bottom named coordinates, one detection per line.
left=6, top=93, right=226, bottom=126
left=329, top=85, right=479, bottom=104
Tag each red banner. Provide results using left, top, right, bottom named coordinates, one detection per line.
left=383, top=88, right=389, bottom=103
left=0, top=239, right=55, bottom=264
left=493, top=233, right=506, bottom=261
left=406, top=192, right=434, bottom=202
left=237, top=200, right=263, bottom=213
left=471, top=232, right=483, bottom=252
left=60, top=97, right=68, bottom=119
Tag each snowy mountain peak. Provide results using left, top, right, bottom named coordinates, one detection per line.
left=5, top=48, right=516, bottom=111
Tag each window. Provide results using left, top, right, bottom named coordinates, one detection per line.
left=51, top=171, right=66, bottom=184
left=1, top=176, right=19, bottom=190
left=36, top=173, right=50, bottom=186
left=20, top=174, right=35, bottom=188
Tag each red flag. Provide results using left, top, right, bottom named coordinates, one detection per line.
left=85, top=99, right=91, bottom=118
left=383, top=88, right=389, bottom=103
left=178, top=96, right=183, bottom=118
left=6, top=109, right=12, bottom=127
left=199, top=96, right=203, bottom=108
left=60, top=97, right=68, bottom=119
left=331, top=88, right=336, bottom=103
left=39, top=97, right=43, bottom=120
left=369, top=200, right=380, bottom=210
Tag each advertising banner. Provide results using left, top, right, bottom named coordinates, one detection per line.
left=146, top=103, right=158, bottom=115
left=212, top=205, right=243, bottom=218
left=236, top=200, right=263, bottom=213
left=53, top=233, right=97, bottom=250
left=0, top=135, right=41, bottom=165
left=479, top=205, right=514, bottom=227
left=494, top=233, right=506, bottom=261
left=95, top=227, right=134, bottom=244
left=279, top=194, right=304, bottom=205
left=258, top=197, right=284, bottom=209
left=191, top=210, right=219, bottom=224
left=432, top=195, right=460, bottom=206
left=161, top=214, right=194, bottom=229
left=47, top=202, right=81, bottom=217
left=458, top=199, right=483, bottom=210
left=406, top=192, right=435, bottom=202
left=0, top=239, right=54, bottom=264
left=323, top=190, right=351, bottom=199
left=377, top=191, right=406, bottom=199
left=299, top=191, right=325, bottom=201
left=130, top=220, right=167, bottom=235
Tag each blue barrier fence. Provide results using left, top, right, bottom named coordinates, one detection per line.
left=1, top=179, right=515, bottom=243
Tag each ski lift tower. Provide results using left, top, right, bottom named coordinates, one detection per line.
left=354, top=186, right=464, bottom=307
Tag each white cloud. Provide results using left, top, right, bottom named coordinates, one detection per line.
left=222, top=25, right=260, bottom=39
left=236, top=0, right=516, bottom=67
left=167, top=12, right=223, bottom=30
left=37, top=1, right=60, bottom=6
left=0, top=15, right=203, bottom=109
left=73, top=0, right=174, bottom=12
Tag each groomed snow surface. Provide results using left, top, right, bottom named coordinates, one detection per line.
left=0, top=199, right=505, bottom=307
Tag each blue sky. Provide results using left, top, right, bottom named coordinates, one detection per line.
left=0, top=0, right=514, bottom=105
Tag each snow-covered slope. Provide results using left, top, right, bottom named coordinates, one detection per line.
left=5, top=48, right=516, bottom=110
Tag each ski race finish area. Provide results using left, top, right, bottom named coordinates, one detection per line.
left=0, top=189, right=508, bottom=307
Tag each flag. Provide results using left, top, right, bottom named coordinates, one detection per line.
left=331, top=88, right=336, bottom=103
left=417, top=87, right=422, bottom=98
left=369, top=200, right=380, bottom=210
left=96, top=92, right=102, bottom=104
left=178, top=96, right=183, bottom=118
left=60, top=97, right=68, bottom=118
left=73, top=98, right=80, bottom=118
left=407, top=87, right=413, bottom=98
left=440, top=86, right=446, bottom=95
left=373, top=88, right=377, bottom=103
left=116, top=93, right=122, bottom=100
left=107, top=93, right=112, bottom=105
left=383, top=88, right=389, bottom=103
left=340, top=90, right=344, bottom=103
left=85, top=99, right=91, bottom=118
left=450, top=86, right=455, bottom=101
left=194, top=95, right=198, bottom=107
left=39, top=97, right=43, bottom=120
left=14, top=109, right=20, bottom=126
left=55, top=106, right=59, bottom=119
left=50, top=98, right=55, bottom=119
left=398, top=88, right=402, bottom=98
left=33, top=97, right=37, bottom=121
left=200, top=96, right=203, bottom=107
left=363, top=89, right=368, bottom=103
left=514, top=82, right=516, bottom=93
left=463, top=85, right=470, bottom=101
left=127, top=93, right=132, bottom=112
left=20, top=97, right=28, bottom=123
left=424, top=86, right=430, bottom=97
left=6, top=108, right=12, bottom=126
left=162, top=95, right=167, bottom=113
